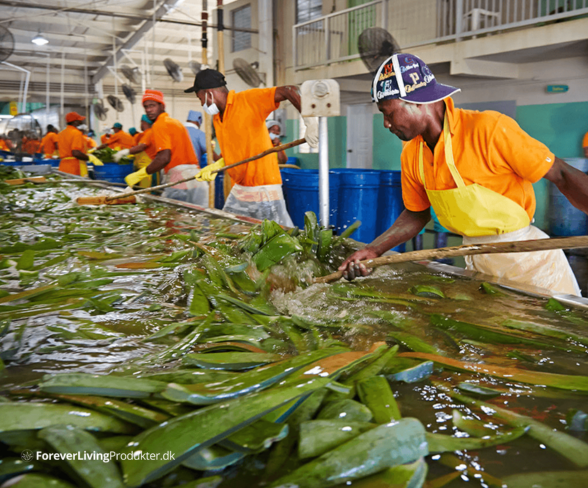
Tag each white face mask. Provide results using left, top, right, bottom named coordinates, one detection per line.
left=203, top=92, right=219, bottom=116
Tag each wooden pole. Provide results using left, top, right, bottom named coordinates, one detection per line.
left=217, top=0, right=231, bottom=200
left=314, top=235, right=588, bottom=284
left=202, top=1, right=215, bottom=209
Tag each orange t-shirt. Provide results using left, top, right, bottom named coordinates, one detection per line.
left=401, top=97, right=554, bottom=222
left=583, top=132, right=588, bottom=148
left=152, top=112, right=198, bottom=173
left=213, top=88, right=280, bottom=187
left=24, top=139, right=41, bottom=154
left=0, top=140, right=8, bottom=151
left=107, top=130, right=135, bottom=150
left=58, top=125, right=86, bottom=159
left=138, top=128, right=157, bottom=160
left=133, top=133, right=142, bottom=145
left=40, top=132, right=59, bottom=155
left=101, top=134, right=109, bottom=144
left=84, top=135, right=97, bottom=152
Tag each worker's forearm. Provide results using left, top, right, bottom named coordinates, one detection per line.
left=545, top=157, right=588, bottom=214
left=277, top=150, right=287, bottom=164
left=275, top=86, right=301, bottom=112
left=366, top=209, right=431, bottom=256
left=95, top=144, right=107, bottom=151
left=146, top=149, right=171, bottom=174
left=72, top=150, right=88, bottom=161
left=129, top=144, right=147, bottom=155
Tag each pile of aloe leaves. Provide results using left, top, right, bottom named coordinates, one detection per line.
left=1, top=171, right=588, bottom=488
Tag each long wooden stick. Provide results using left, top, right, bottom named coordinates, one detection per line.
left=315, top=235, right=588, bottom=284
left=101, top=138, right=306, bottom=202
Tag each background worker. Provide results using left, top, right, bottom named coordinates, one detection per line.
left=100, top=129, right=111, bottom=145
left=40, top=125, right=59, bottom=158
left=115, top=114, right=158, bottom=188
left=129, top=127, right=138, bottom=142
left=96, top=122, right=134, bottom=151
left=339, top=53, right=588, bottom=296
left=0, top=135, right=9, bottom=152
left=124, top=90, right=207, bottom=205
left=184, top=110, right=208, bottom=163
left=186, top=69, right=318, bottom=226
left=57, top=112, right=102, bottom=175
left=583, top=130, right=588, bottom=158
left=266, top=120, right=287, bottom=164
left=78, top=124, right=97, bottom=154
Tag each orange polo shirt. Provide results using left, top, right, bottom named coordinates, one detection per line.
left=152, top=112, right=198, bottom=173
left=101, top=134, right=109, bottom=144
left=84, top=135, right=97, bottom=152
left=213, top=88, right=281, bottom=187
left=107, top=130, right=135, bottom=150
left=40, top=132, right=59, bottom=156
left=401, top=97, right=554, bottom=222
left=0, top=140, right=8, bottom=151
left=134, top=133, right=142, bottom=145
left=138, top=128, right=157, bottom=160
left=583, top=132, right=588, bottom=148
left=58, top=125, right=86, bottom=175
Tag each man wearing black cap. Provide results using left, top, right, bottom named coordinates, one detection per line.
left=184, top=69, right=318, bottom=226
left=339, top=53, right=588, bottom=296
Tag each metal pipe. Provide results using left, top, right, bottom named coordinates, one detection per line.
left=46, top=54, right=50, bottom=117
left=22, top=69, right=30, bottom=114
left=202, top=0, right=215, bottom=209
left=318, top=116, right=329, bottom=227
left=152, top=0, right=156, bottom=89
left=60, top=52, right=65, bottom=123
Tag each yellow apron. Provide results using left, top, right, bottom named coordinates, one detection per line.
left=419, top=114, right=580, bottom=296
left=134, top=152, right=153, bottom=189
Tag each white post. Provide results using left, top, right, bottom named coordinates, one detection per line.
left=60, top=53, right=65, bottom=122
left=318, top=116, right=329, bottom=227
left=258, top=0, right=273, bottom=87
left=46, top=55, right=50, bottom=117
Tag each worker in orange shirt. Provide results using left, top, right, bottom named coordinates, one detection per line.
left=186, top=69, right=318, bottom=226
left=0, top=135, right=10, bottom=152
left=78, top=125, right=97, bottom=153
left=115, top=115, right=157, bottom=188
left=124, top=90, right=207, bottom=205
left=583, top=131, right=588, bottom=158
left=95, top=122, right=135, bottom=150
left=339, top=54, right=588, bottom=296
left=100, top=129, right=111, bottom=145
left=57, top=112, right=102, bottom=175
left=40, top=125, right=59, bottom=158
left=23, top=132, right=41, bottom=155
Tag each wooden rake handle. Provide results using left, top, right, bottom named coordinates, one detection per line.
left=104, top=138, right=307, bottom=202
left=314, top=235, right=588, bottom=284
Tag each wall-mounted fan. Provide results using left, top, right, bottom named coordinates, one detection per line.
left=93, top=100, right=109, bottom=121
left=122, top=84, right=137, bottom=104
left=189, top=60, right=202, bottom=76
left=120, top=64, right=141, bottom=85
left=163, top=58, right=183, bottom=82
left=357, top=27, right=401, bottom=75
left=107, top=95, right=124, bottom=112
left=232, top=58, right=263, bottom=87
left=0, top=26, right=15, bottom=63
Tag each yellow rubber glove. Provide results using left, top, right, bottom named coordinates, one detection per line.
left=196, top=158, right=225, bottom=182
left=125, top=167, right=150, bottom=187
left=88, top=154, right=103, bottom=166
left=87, top=148, right=96, bottom=154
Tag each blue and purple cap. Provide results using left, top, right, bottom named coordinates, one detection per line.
left=371, top=53, right=460, bottom=104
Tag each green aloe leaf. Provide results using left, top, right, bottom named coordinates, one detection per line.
left=426, top=427, right=527, bottom=453
left=298, top=420, right=376, bottom=459
left=181, top=352, right=282, bottom=371
left=502, top=470, right=588, bottom=488
left=253, top=234, right=303, bottom=271
left=120, top=376, right=331, bottom=487
left=188, top=286, right=210, bottom=316
left=357, top=376, right=401, bottom=423
left=219, top=419, right=288, bottom=453
left=40, top=373, right=167, bottom=398
left=387, top=331, right=440, bottom=355
left=38, top=425, right=124, bottom=488
left=16, top=250, right=35, bottom=270
left=317, top=399, right=373, bottom=422
left=271, top=418, right=428, bottom=488
left=0, top=474, right=76, bottom=487
left=409, top=285, right=445, bottom=298
left=384, top=359, right=434, bottom=383
left=181, top=445, right=245, bottom=471
left=452, top=410, right=501, bottom=437
left=346, top=457, right=428, bottom=488
left=0, top=458, right=44, bottom=484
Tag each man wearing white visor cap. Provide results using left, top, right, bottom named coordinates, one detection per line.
left=339, top=53, right=588, bottom=296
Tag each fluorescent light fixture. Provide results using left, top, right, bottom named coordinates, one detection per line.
left=32, top=33, right=49, bottom=46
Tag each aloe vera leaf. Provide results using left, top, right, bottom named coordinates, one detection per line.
left=120, top=376, right=331, bottom=487
left=157, top=313, right=215, bottom=361
left=162, top=348, right=345, bottom=405
left=399, top=351, right=588, bottom=391
left=141, top=321, right=196, bottom=343
left=426, top=471, right=462, bottom=488
left=343, top=345, right=398, bottom=387
left=271, top=418, right=428, bottom=488
left=385, top=359, right=434, bottom=383
left=452, top=410, right=501, bottom=437
left=317, top=229, right=333, bottom=261
left=190, top=342, right=266, bottom=354
left=304, top=211, right=320, bottom=254
left=346, top=457, right=428, bottom=488
left=336, top=220, right=361, bottom=241
left=173, top=475, right=223, bottom=488
left=298, top=420, right=376, bottom=459
left=328, top=293, right=417, bottom=309
left=334, top=285, right=431, bottom=303
left=214, top=293, right=270, bottom=316
left=229, top=271, right=257, bottom=294
left=0, top=283, right=57, bottom=305
left=38, top=425, right=125, bottom=488
left=219, top=419, right=288, bottom=453
left=16, top=250, right=35, bottom=271
left=0, top=458, right=43, bottom=484
left=502, top=319, right=588, bottom=347
left=181, top=445, right=245, bottom=471
left=409, top=285, right=445, bottom=298
left=214, top=298, right=259, bottom=324
left=426, top=425, right=527, bottom=453
left=40, top=373, right=167, bottom=398
left=1, top=474, right=76, bottom=487
left=545, top=297, right=567, bottom=311
left=317, top=399, right=373, bottom=422
left=357, top=376, right=401, bottom=423
left=188, top=286, right=210, bottom=316
left=97, top=435, right=134, bottom=453
left=567, top=409, right=588, bottom=432
left=449, top=391, right=588, bottom=467
left=137, top=399, right=194, bottom=417
left=0, top=403, right=135, bottom=434
left=456, top=382, right=502, bottom=398
left=181, top=352, right=282, bottom=371
left=262, top=219, right=286, bottom=245
left=49, top=393, right=169, bottom=429
left=501, top=470, right=588, bottom=488
left=253, top=234, right=303, bottom=271
left=198, top=323, right=269, bottom=342
left=480, top=282, right=507, bottom=296
left=387, top=331, right=440, bottom=355
left=0, top=429, right=47, bottom=449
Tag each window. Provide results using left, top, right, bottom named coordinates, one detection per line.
left=297, top=115, right=318, bottom=154
left=232, top=5, right=251, bottom=52
left=296, top=0, right=322, bottom=24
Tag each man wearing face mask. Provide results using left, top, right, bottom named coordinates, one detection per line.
left=184, top=69, right=318, bottom=226
left=124, top=89, right=208, bottom=206
left=266, top=120, right=287, bottom=165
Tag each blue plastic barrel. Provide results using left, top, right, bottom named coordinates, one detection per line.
left=330, top=169, right=381, bottom=243
left=93, top=163, right=134, bottom=184
left=1, top=161, right=23, bottom=167
left=549, top=158, right=588, bottom=236
left=215, top=171, right=225, bottom=209
left=280, top=168, right=339, bottom=229
left=286, top=157, right=300, bottom=166
left=377, top=170, right=405, bottom=252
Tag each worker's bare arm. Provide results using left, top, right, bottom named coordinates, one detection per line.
left=544, top=157, right=588, bottom=215
left=275, top=86, right=301, bottom=112
left=129, top=143, right=148, bottom=155
left=72, top=150, right=89, bottom=161
left=147, top=149, right=171, bottom=174
left=338, top=208, right=431, bottom=280
left=95, top=144, right=107, bottom=151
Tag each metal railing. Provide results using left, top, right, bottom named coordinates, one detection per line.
left=293, top=0, right=387, bottom=70
left=293, top=0, right=588, bottom=70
